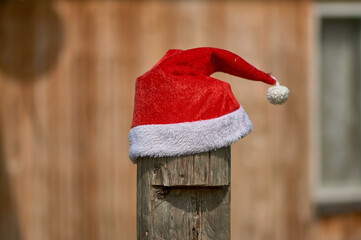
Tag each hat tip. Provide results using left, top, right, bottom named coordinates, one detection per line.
left=266, top=85, right=289, bottom=105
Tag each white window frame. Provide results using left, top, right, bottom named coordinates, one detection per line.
left=315, top=2, right=361, bottom=207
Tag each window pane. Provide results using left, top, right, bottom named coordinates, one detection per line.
left=321, top=18, right=361, bottom=187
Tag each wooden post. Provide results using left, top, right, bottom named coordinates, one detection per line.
left=137, top=146, right=230, bottom=240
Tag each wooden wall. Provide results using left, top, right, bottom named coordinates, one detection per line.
left=0, top=0, right=314, bottom=239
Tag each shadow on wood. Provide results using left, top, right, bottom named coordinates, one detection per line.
left=0, top=119, right=22, bottom=240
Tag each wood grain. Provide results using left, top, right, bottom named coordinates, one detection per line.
left=137, top=147, right=230, bottom=240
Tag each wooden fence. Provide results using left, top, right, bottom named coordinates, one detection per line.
left=1, top=0, right=350, bottom=239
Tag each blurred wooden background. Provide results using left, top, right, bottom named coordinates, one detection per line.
left=0, top=0, right=360, bottom=240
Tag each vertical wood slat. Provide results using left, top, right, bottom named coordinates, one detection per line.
left=137, top=147, right=230, bottom=240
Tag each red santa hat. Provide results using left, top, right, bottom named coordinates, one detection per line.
left=129, top=47, right=288, bottom=162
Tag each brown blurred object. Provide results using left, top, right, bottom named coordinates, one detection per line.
left=0, top=1, right=63, bottom=81
left=0, top=0, right=359, bottom=240
left=315, top=213, right=361, bottom=240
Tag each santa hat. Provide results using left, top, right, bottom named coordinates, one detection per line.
left=129, top=47, right=289, bottom=162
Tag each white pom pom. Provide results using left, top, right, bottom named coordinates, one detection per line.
left=266, top=78, right=289, bottom=105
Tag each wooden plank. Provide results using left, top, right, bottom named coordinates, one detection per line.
left=137, top=147, right=230, bottom=240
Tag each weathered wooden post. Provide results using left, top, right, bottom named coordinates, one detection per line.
left=137, top=147, right=230, bottom=240
left=129, top=47, right=289, bottom=240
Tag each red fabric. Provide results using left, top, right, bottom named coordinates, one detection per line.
left=131, top=47, right=276, bottom=128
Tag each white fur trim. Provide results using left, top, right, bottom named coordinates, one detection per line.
left=128, top=107, right=252, bottom=163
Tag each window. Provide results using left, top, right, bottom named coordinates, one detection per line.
left=316, top=3, right=361, bottom=215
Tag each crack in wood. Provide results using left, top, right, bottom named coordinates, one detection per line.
left=155, top=187, right=170, bottom=200
left=194, top=191, right=200, bottom=240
